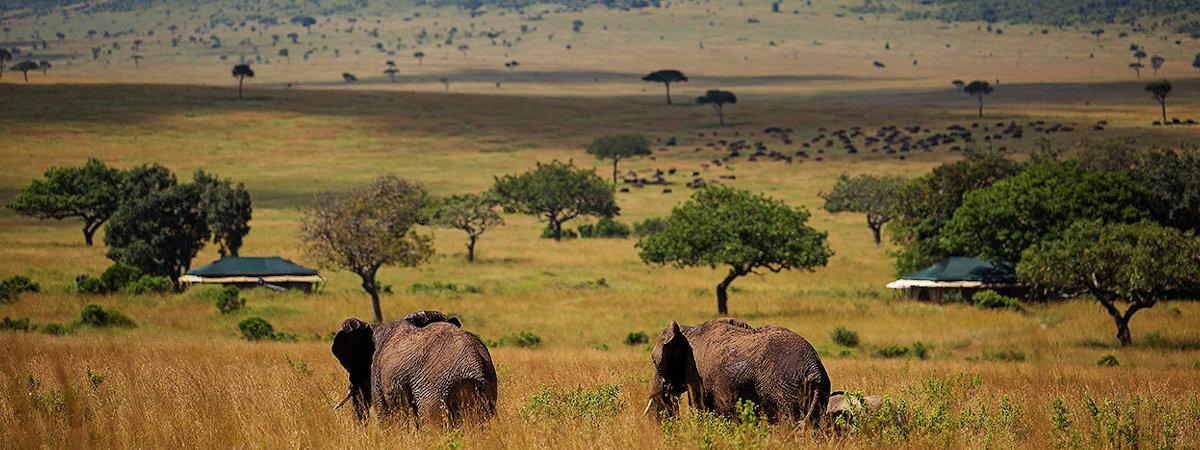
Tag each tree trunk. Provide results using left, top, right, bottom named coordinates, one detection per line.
left=82, top=220, right=101, bottom=246
left=552, top=220, right=563, bottom=241
left=977, top=95, right=983, bottom=117
left=611, top=159, right=620, bottom=190
left=716, top=105, right=725, bottom=125
left=467, top=235, right=477, bottom=262
left=715, top=269, right=741, bottom=316
left=23, top=71, right=29, bottom=82
left=361, top=274, right=383, bottom=323
left=870, top=223, right=882, bottom=245
left=1115, top=317, right=1132, bottom=347
left=238, top=77, right=244, bottom=99
left=664, top=82, right=672, bottom=105
left=1160, top=99, right=1167, bottom=124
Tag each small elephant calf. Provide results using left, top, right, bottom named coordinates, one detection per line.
left=826, top=391, right=884, bottom=430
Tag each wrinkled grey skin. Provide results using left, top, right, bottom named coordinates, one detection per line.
left=332, top=310, right=497, bottom=428
left=827, top=391, right=883, bottom=429
left=646, top=318, right=831, bottom=427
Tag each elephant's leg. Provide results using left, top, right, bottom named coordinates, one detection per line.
left=415, top=392, right=449, bottom=429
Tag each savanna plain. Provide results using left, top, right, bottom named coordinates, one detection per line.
left=2, top=0, right=1200, bottom=448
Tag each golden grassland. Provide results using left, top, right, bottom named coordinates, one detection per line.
left=2, top=53, right=1200, bottom=448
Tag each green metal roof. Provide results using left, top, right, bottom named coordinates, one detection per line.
left=186, top=257, right=319, bottom=277
left=899, top=257, right=1014, bottom=283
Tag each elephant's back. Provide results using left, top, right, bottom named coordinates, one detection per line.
left=376, top=323, right=496, bottom=386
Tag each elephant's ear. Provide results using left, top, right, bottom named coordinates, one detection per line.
left=447, top=316, right=462, bottom=327
left=402, top=310, right=460, bottom=328
left=331, top=318, right=374, bottom=386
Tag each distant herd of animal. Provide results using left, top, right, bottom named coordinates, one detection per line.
left=330, top=310, right=879, bottom=430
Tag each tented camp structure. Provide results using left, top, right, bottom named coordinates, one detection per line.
left=886, top=257, right=1017, bottom=302
left=180, top=256, right=323, bottom=292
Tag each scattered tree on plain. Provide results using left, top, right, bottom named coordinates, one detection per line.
left=300, top=175, right=434, bottom=323
left=104, top=182, right=209, bottom=291
left=232, top=64, right=254, bottom=99
left=1129, top=62, right=1144, bottom=79
left=414, top=51, right=425, bottom=65
left=642, top=69, right=688, bottom=105
left=952, top=79, right=965, bottom=93
left=638, top=186, right=832, bottom=315
left=37, top=60, right=50, bottom=75
left=433, top=193, right=504, bottom=262
left=492, top=160, right=618, bottom=241
left=1150, top=55, right=1165, bottom=75
left=822, top=174, right=905, bottom=244
left=11, top=60, right=38, bottom=82
left=1144, top=80, right=1171, bottom=124
left=1019, top=220, right=1200, bottom=347
left=8, top=158, right=124, bottom=246
left=585, top=133, right=652, bottom=188
left=963, top=80, right=993, bottom=117
left=194, top=171, right=252, bottom=257
left=696, top=89, right=737, bottom=125
left=342, top=72, right=358, bottom=83
left=0, top=48, right=10, bottom=80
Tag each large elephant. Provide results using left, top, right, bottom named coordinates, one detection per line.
left=644, top=318, right=831, bottom=427
left=331, top=310, right=497, bottom=428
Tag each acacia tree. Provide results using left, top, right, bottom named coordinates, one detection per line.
left=585, top=133, right=652, bottom=188
left=8, top=158, right=124, bottom=246
left=232, top=64, right=254, bottom=99
left=384, top=60, right=398, bottom=82
left=1150, top=55, right=1165, bottom=76
left=963, top=80, right=993, bottom=117
left=696, top=90, right=737, bottom=125
left=492, top=160, right=618, bottom=241
left=642, top=69, right=688, bottom=105
left=952, top=79, right=965, bottom=93
left=414, top=51, right=425, bottom=65
left=194, top=170, right=252, bottom=257
left=1019, top=220, right=1200, bottom=347
left=1129, top=62, right=1144, bottom=79
left=1144, top=80, right=1171, bottom=124
left=11, top=60, right=38, bottom=82
left=821, top=174, right=905, bottom=244
left=433, top=193, right=504, bottom=262
left=300, top=176, right=434, bottom=323
left=105, top=182, right=209, bottom=290
left=638, top=186, right=832, bottom=315
left=37, top=60, right=50, bottom=75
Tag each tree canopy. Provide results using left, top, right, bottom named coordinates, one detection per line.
left=232, top=64, right=254, bottom=99
left=939, top=161, right=1146, bottom=264
left=1018, top=220, right=1200, bottom=346
left=638, top=186, right=832, bottom=315
left=584, top=133, right=652, bottom=187
left=963, top=80, right=993, bottom=117
left=696, top=89, right=737, bottom=125
left=642, top=69, right=688, bottom=105
left=300, top=175, right=434, bottom=323
left=822, top=174, right=906, bottom=244
left=492, top=160, right=618, bottom=241
left=1144, top=80, right=1171, bottom=124
left=194, top=171, right=252, bottom=257
left=432, top=193, right=504, bottom=262
left=8, top=158, right=124, bottom=246
left=105, top=183, right=209, bottom=290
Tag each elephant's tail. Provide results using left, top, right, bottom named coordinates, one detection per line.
left=446, top=378, right=496, bottom=427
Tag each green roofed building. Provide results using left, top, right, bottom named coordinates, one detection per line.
left=886, top=257, right=1018, bottom=302
left=180, top=256, right=323, bottom=292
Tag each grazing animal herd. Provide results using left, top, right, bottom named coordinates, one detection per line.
left=331, top=310, right=876, bottom=431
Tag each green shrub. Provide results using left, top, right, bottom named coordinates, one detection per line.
left=973, top=290, right=1028, bottom=313
left=489, top=330, right=543, bottom=348
left=0, top=275, right=41, bottom=303
left=76, top=277, right=108, bottom=295
left=832, top=326, right=860, bottom=347
left=0, top=316, right=34, bottom=332
left=633, top=217, right=668, bottom=237
left=523, top=384, right=623, bottom=419
left=624, top=331, right=649, bottom=345
left=410, top=281, right=482, bottom=295
left=78, top=304, right=136, bottom=328
left=576, top=217, right=631, bottom=239
left=911, top=341, right=930, bottom=360
left=875, top=345, right=910, bottom=358
left=1097, top=354, right=1119, bottom=367
left=540, top=225, right=578, bottom=240
left=41, top=323, right=72, bottom=335
left=238, top=316, right=296, bottom=341
left=99, top=263, right=143, bottom=292
left=124, top=275, right=172, bottom=295
left=975, top=348, right=1027, bottom=362
left=214, top=286, right=245, bottom=314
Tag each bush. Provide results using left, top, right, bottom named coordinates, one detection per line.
left=99, top=263, right=143, bottom=292
left=1097, top=354, right=1120, bottom=367
left=576, top=217, right=631, bottom=239
left=0, top=275, right=41, bottom=303
left=78, top=304, right=136, bottom=328
left=214, top=286, right=245, bottom=314
left=874, top=345, right=910, bottom=358
left=77, top=277, right=108, bottom=295
left=973, top=290, right=1027, bottom=313
left=41, top=323, right=72, bottom=335
left=831, top=326, right=860, bottom=347
left=633, top=217, right=668, bottom=237
left=489, top=330, right=543, bottom=348
left=624, top=331, right=649, bottom=345
left=0, top=316, right=34, bottom=332
left=411, top=281, right=482, bottom=295
left=540, top=224, right=578, bottom=240
left=124, top=275, right=172, bottom=295
left=238, top=316, right=296, bottom=341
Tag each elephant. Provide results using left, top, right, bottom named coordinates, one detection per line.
left=644, top=318, right=831, bottom=427
left=331, top=310, right=497, bottom=428
left=827, top=391, right=884, bottom=429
